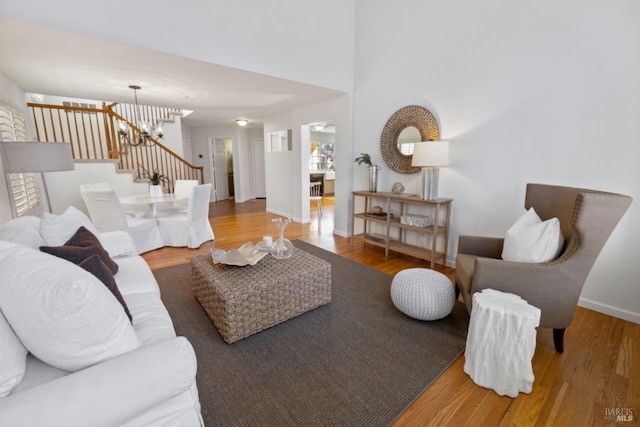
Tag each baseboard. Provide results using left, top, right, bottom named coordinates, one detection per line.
left=233, top=196, right=253, bottom=203
left=333, top=229, right=349, bottom=238
left=266, top=208, right=294, bottom=220
left=578, top=297, right=640, bottom=324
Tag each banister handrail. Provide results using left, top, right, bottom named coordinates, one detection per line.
left=108, top=110, right=202, bottom=171
left=27, top=102, right=204, bottom=190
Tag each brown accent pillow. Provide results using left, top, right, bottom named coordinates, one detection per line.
left=40, top=226, right=119, bottom=275
left=78, top=255, right=132, bottom=322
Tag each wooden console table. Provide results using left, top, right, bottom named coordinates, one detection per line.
left=351, top=191, right=452, bottom=268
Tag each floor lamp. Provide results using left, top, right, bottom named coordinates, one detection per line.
left=411, top=141, right=450, bottom=201
left=0, top=141, right=75, bottom=214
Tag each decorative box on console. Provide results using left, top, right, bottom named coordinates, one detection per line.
left=400, top=214, right=434, bottom=228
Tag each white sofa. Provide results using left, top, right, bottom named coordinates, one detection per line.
left=0, top=208, right=203, bottom=427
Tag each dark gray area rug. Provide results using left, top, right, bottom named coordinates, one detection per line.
left=154, top=240, right=469, bottom=427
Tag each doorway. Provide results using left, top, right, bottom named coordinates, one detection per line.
left=209, top=137, right=232, bottom=202
left=305, top=121, right=335, bottom=229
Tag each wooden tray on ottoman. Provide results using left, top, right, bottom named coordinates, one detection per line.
left=190, top=248, right=331, bottom=343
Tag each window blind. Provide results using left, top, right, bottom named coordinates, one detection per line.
left=0, top=104, right=41, bottom=216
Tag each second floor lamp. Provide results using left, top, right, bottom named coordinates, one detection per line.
left=0, top=141, right=75, bottom=214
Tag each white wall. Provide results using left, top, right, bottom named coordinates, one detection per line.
left=353, top=0, right=640, bottom=322
left=2, top=0, right=356, bottom=92
left=263, top=112, right=295, bottom=218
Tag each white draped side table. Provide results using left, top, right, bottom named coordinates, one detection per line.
left=463, top=289, right=541, bottom=398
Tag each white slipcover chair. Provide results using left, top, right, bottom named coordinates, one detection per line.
left=80, top=183, right=146, bottom=218
left=80, top=187, right=164, bottom=254
left=158, top=180, right=199, bottom=214
left=174, top=180, right=199, bottom=206
left=157, top=183, right=214, bottom=248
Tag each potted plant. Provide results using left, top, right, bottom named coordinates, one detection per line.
left=141, top=166, right=169, bottom=197
left=354, top=153, right=380, bottom=193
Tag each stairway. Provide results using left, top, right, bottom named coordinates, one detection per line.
left=27, top=100, right=203, bottom=194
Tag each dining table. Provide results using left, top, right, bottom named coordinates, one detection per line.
left=119, top=193, right=176, bottom=218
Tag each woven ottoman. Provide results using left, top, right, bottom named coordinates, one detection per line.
left=190, top=248, right=331, bottom=343
left=390, top=268, right=455, bottom=320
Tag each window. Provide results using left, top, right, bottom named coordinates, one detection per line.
left=309, top=143, right=335, bottom=171
left=0, top=104, right=41, bottom=217
left=398, top=143, right=415, bottom=156
left=62, top=101, right=97, bottom=114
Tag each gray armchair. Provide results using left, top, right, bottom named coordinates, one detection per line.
left=455, top=183, right=632, bottom=353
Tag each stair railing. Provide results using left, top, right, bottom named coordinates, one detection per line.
left=109, top=102, right=181, bottom=133
left=27, top=102, right=204, bottom=192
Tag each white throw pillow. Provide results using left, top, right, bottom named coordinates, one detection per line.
left=97, top=231, right=137, bottom=258
left=0, top=241, right=142, bottom=372
left=0, top=216, right=45, bottom=249
left=0, top=310, right=27, bottom=397
left=501, top=207, right=564, bottom=263
left=40, top=206, right=99, bottom=246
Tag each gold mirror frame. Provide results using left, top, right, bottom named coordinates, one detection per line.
left=380, top=105, right=440, bottom=174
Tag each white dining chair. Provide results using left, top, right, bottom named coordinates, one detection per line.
left=158, top=179, right=199, bottom=214
left=156, top=183, right=215, bottom=248
left=310, top=181, right=323, bottom=218
left=174, top=180, right=199, bottom=204
left=80, top=183, right=146, bottom=218
left=80, top=188, right=164, bottom=254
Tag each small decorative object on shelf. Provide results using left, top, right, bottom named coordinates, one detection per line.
left=365, top=205, right=393, bottom=219
left=354, top=153, right=380, bottom=193
left=400, top=214, right=433, bottom=227
left=271, top=217, right=294, bottom=259
left=391, top=182, right=405, bottom=194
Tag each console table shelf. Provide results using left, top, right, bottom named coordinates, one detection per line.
left=352, top=191, right=452, bottom=268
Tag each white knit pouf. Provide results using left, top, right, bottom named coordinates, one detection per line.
left=390, top=268, right=455, bottom=321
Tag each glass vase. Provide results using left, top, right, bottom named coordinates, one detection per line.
left=270, top=217, right=294, bottom=259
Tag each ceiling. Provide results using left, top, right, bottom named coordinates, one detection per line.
left=0, top=19, right=344, bottom=128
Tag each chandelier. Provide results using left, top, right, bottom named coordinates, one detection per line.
left=118, top=85, right=163, bottom=147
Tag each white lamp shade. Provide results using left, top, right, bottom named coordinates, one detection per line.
left=411, top=141, right=450, bottom=167
left=0, top=141, right=75, bottom=173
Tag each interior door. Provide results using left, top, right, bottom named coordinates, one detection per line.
left=252, top=138, right=266, bottom=198
left=212, top=138, right=229, bottom=202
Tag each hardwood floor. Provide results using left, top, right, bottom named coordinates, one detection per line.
left=142, top=198, right=639, bottom=426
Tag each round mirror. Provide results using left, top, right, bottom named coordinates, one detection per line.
left=380, top=105, right=439, bottom=174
